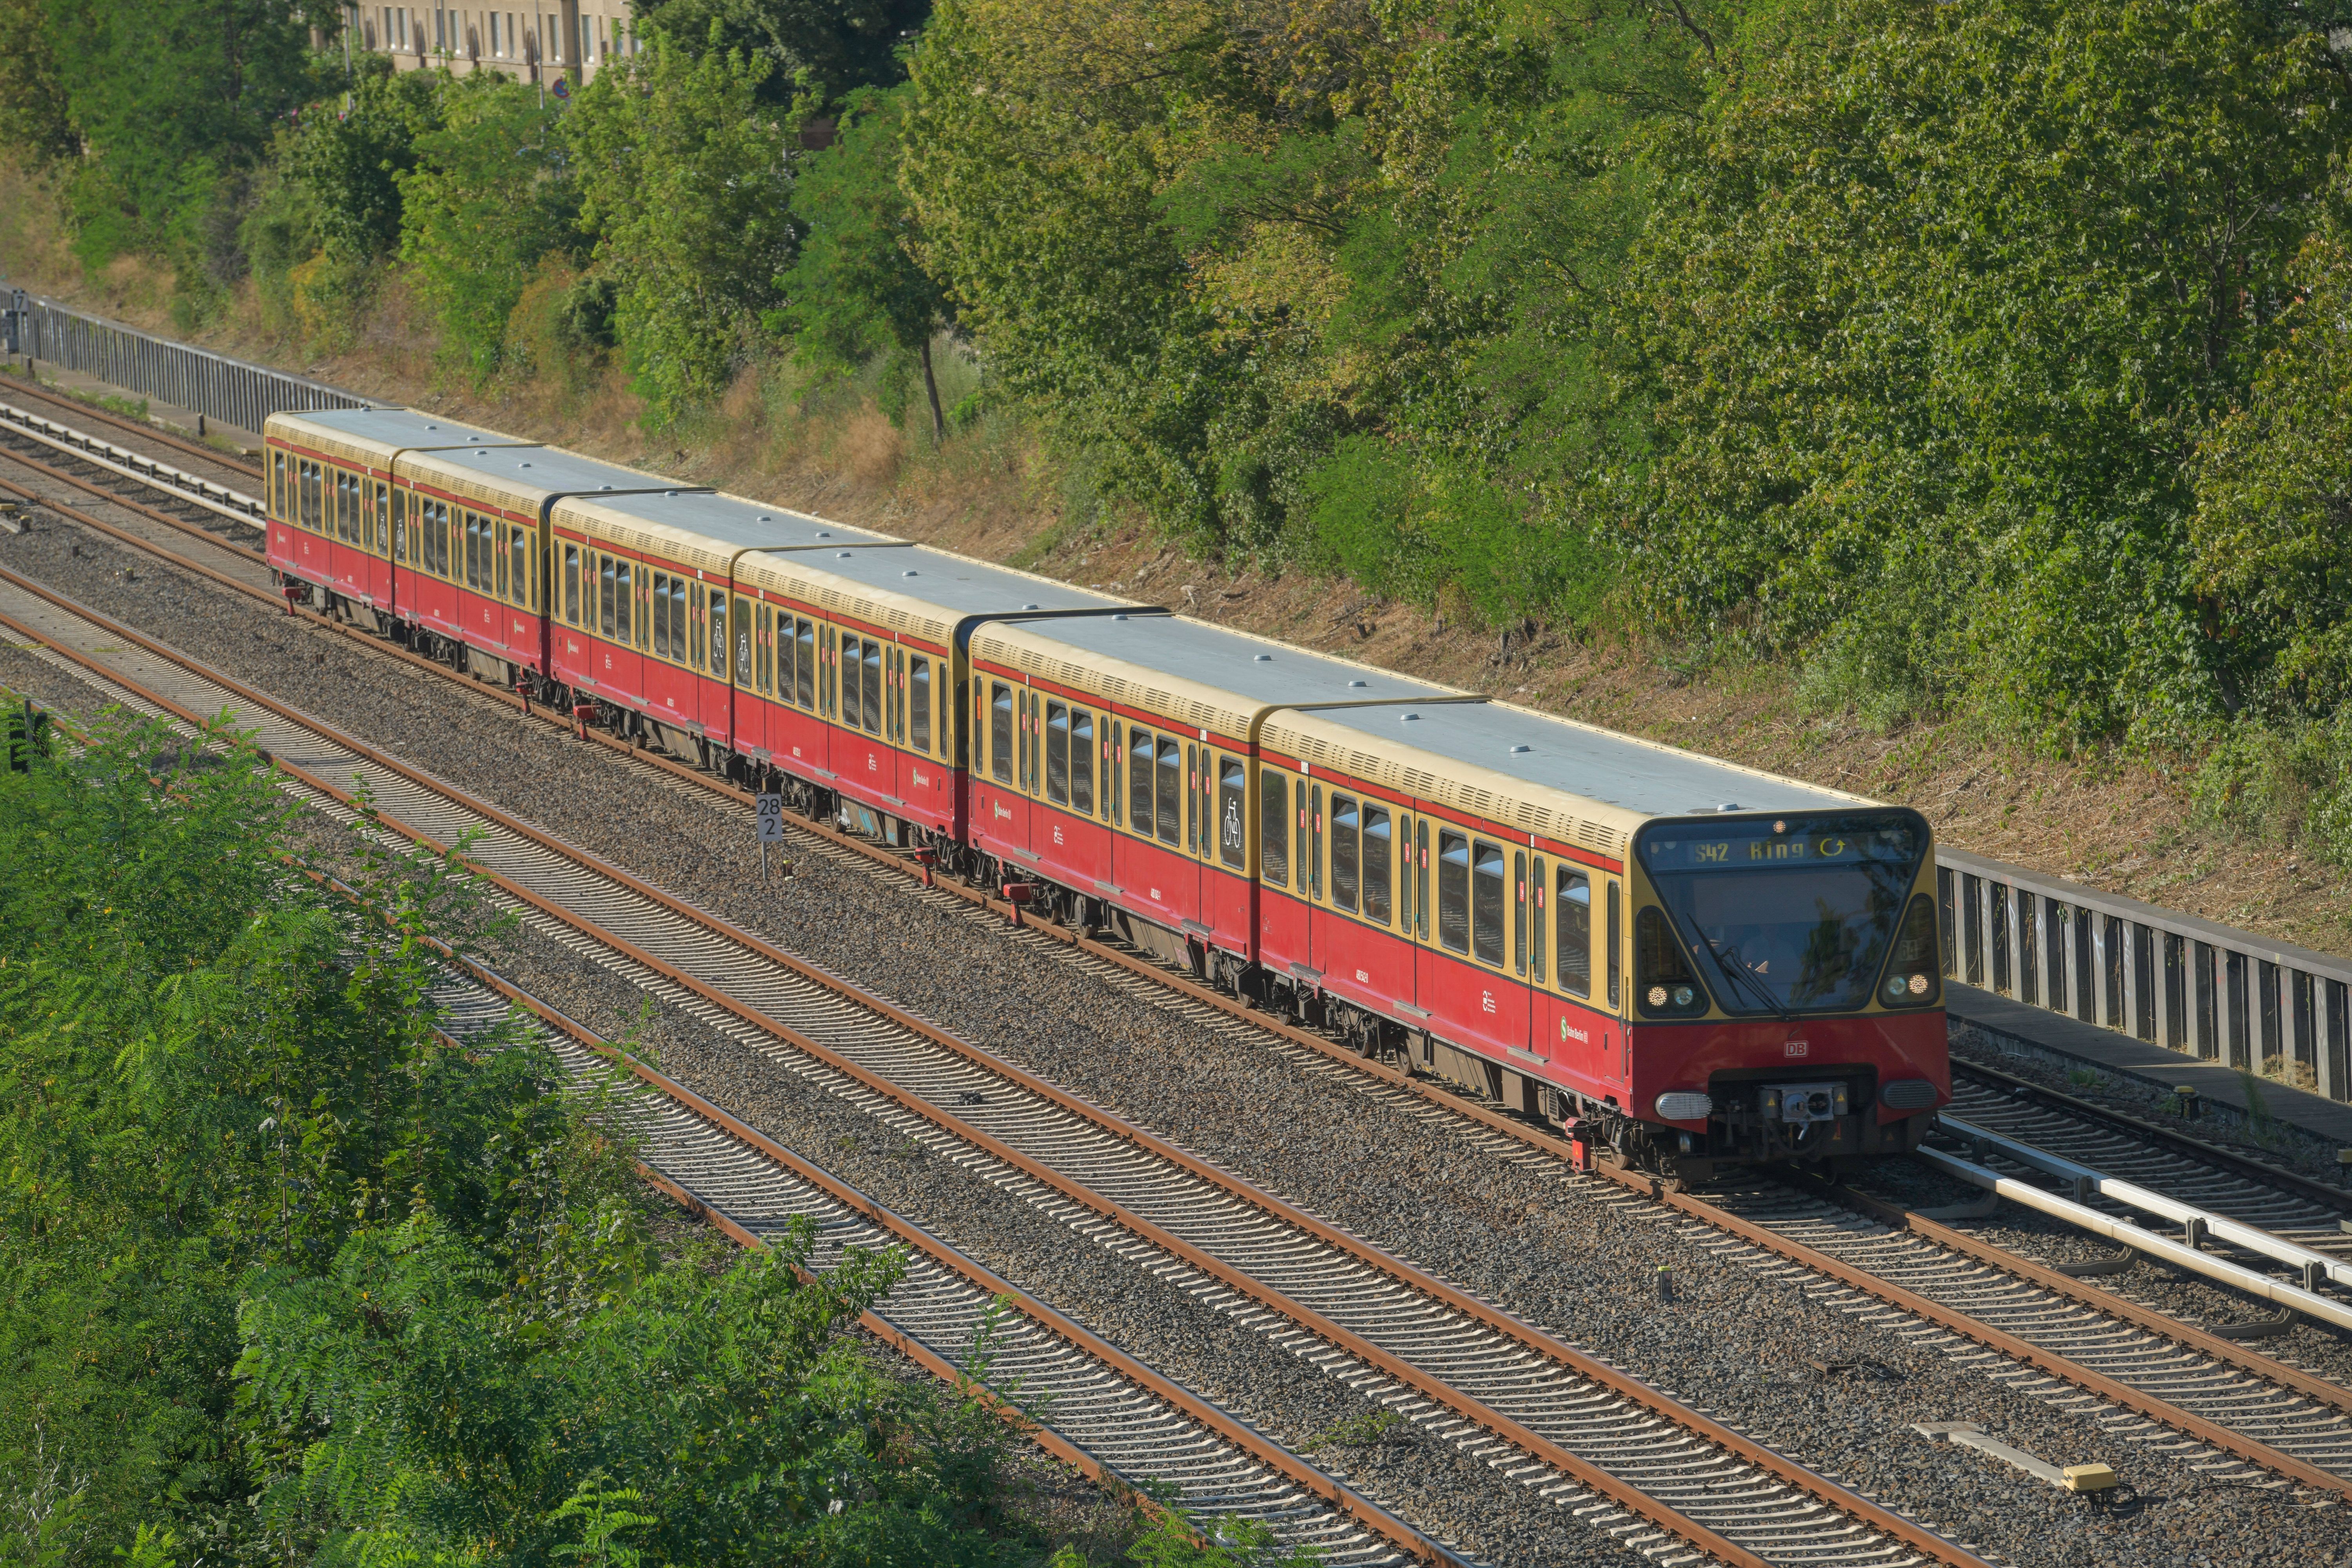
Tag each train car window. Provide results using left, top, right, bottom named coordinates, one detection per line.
left=1200, top=755, right=1212, bottom=862
left=754, top=607, right=771, bottom=692
left=1513, top=851, right=1528, bottom=975
left=1417, top=819, right=1432, bottom=941
left=1217, top=759, right=1244, bottom=867
left=1473, top=841, right=1506, bottom=966
left=1259, top=767, right=1288, bottom=885
left=465, top=515, right=482, bottom=589
left=840, top=635, right=864, bottom=728
left=272, top=452, right=286, bottom=517
left=734, top=597, right=752, bottom=684
left=1128, top=729, right=1153, bottom=837
left=1072, top=710, right=1095, bottom=814
left=1045, top=703, right=1070, bottom=803
left=795, top=619, right=815, bottom=707
left=911, top=659, right=932, bottom=751
left=1438, top=832, right=1471, bottom=954
left=1310, top=788, right=1324, bottom=900
left=375, top=483, right=389, bottom=551
left=511, top=527, right=528, bottom=604
left=860, top=641, right=881, bottom=733
left=1396, top=814, right=1411, bottom=928
left=619, top=563, right=638, bottom=646
left=1291, top=780, right=1307, bottom=888
left=707, top=592, right=725, bottom=677
left=1105, top=725, right=1122, bottom=825
left=1154, top=737, right=1182, bottom=846
left=600, top=555, right=617, bottom=636
left=989, top=683, right=1014, bottom=782
left=495, top=526, right=510, bottom=601
left=1556, top=868, right=1591, bottom=996
left=1185, top=746, right=1201, bottom=852
left=1606, top=883, right=1622, bottom=1008
left=652, top=574, right=673, bottom=659
left=1331, top=796, right=1359, bottom=912
left=1529, top=856, right=1545, bottom=983
left=1363, top=806, right=1391, bottom=926
left=563, top=546, right=579, bottom=623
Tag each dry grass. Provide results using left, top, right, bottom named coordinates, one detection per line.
left=3, top=165, right=2343, bottom=961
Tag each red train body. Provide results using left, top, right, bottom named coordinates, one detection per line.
left=263, top=408, right=1949, bottom=1180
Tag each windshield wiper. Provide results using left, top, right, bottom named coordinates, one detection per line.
left=1684, top=921, right=1795, bottom=1022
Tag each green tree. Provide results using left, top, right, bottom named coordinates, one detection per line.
left=0, top=0, right=76, bottom=165
left=569, top=34, right=799, bottom=424
left=40, top=0, right=336, bottom=270
left=631, top=0, right=933, bottom=104
left=285, top=60, right=448, bottom=260
left=779, top=84, right=953, bottom=440
left=2192, top=207, right=2352, bottom=718
left=397, top=71, right=578, bottom=384
left=1619, top=0, right=2350, bottom=747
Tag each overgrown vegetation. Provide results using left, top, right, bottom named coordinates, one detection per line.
left=0, top=703, right=1263, bottom=1564
left=7, top=0, right=2352, bottom=863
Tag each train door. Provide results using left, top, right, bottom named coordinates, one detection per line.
left=645, top=568, right=688, bottom=730
left=1035, top=692, right=1108, bottom=891
left=1396, top=808, right=1434, bottom=1035
left=722, top=590, right=752, bottom=753
left=1207, top=750, right=1249, bottom=954
left=587, top=546, right=646, bottom=712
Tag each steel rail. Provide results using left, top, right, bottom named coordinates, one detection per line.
left=1949, top=1058, right=2352, bottom=1217
left=0, top=572, right=1986, bottom=1568
left=1938, top=1115, right=2352, bottom=1296
left=423, top=957, right=1452, bottom=1566
left=0, top=403, right=263, bottom=525
left=12, top=434, right=2352, bottom=1492
left=11, top=614, right=1442, bottom=1568
left=0, top=372, right=263, bottom=479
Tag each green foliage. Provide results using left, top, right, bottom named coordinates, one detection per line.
left=0, top=0, right=75, bottom=166
left=283, top=62, right=448, bottom=261
left=1122, top=1506, right=1321, bottom=1568
left=42, top=0, right=335, bottom=273
left=570, top=36, right=800, bottom=424
left=397, top=73, right=579, bottom=385
left=2187, top=713, right=2352, bottom=870
left=631, top=0, right=933, bottom=104
left=2192, top=205, right=2352, bottom=719
left=779, top=84, right=953, bottom=436
left=1622, top=0, right=2348, bottom=750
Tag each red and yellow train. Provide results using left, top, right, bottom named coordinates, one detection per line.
left=265, top=407, right=1949, bottom=1180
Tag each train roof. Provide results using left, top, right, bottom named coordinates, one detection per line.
left=973, top=613, right=1458, bottom=741
left=1260, top=699, right=1872, bottom=861
left=737, top=544, right=1134, bottom=651
left=555, top=490, right=906, bottom=577
left=566, top=488, right=901, bottom=552
left=263, top=407, right=528, bottom=468
left=397, top=443, right=686, bottom=517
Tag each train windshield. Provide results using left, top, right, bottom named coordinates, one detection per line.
left=1636, top=812, right=1927, bottom=1014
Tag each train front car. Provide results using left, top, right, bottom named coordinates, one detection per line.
left=1256, top=699, right=1945, bottom=1184
left=1629, top=808, right=1945, bottom=1179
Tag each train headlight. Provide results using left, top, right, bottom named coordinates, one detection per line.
left=1671, top=985, right=1696, bottom=1008
left=1655, top=1091, right=1712, bottom=1122
left=1648, top=985, right=1668, bottom=1007
left=1909, top=973, right=1930, bottom=996
left=1884, top=971, right=1933, bottom=1002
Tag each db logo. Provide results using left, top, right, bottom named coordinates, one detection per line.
left=1784, top=1040, right=1810, bottom=1058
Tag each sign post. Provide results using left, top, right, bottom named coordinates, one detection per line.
left=756, top=792, right=786, bottom=885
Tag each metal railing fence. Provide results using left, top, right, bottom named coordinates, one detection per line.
left=1938, top=846, right=2352, bottom=1103
left=2, top=287, right=379, bottom=435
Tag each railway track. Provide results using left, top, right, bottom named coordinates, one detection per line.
left=0, top=568, right=2013, bottom=1568
left=0, top=370, right=264, bottom=481
left=10, top=404, right=2352, bottom=1534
